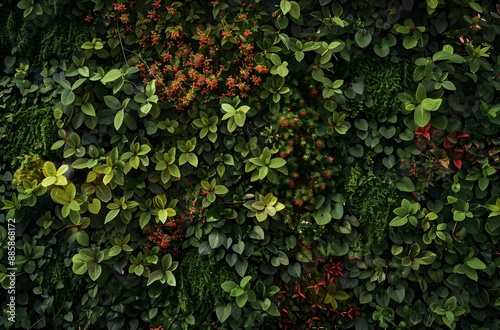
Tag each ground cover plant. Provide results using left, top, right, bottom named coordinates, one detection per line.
left=1, top=0, right=500, bottom=329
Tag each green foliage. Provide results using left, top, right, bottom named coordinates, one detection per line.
left=341, top=162, right=401, bottom=247
left=38, top=18, right=95, bottom=64
left=12, top=154, right=44, bottom=186
left=338, top=53, right=413, bottom=119
left=1, top=104, right=60, bottom=167
left=177, top=249, right=237, bottom=315
left=2, top=0, right=500, bottom=329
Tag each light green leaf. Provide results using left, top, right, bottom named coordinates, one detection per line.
left=414, top=106, right=431, bottom=127
left=114, top=109, right=124, bottom=130
left=421, top=98, right=442, bottom=111
left=101, top=69, right=122, bottom=84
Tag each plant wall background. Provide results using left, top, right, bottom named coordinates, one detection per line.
left=1, top=0, right=500, bottom=329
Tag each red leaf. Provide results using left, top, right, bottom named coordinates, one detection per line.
left=453, top=159, right=462, bottom=170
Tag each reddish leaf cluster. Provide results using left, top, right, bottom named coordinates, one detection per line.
left=144, top=215, right=185, bottom=257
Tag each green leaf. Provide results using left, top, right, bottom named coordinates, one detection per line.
left=236, top=293, right=248, bottom=308
left=421, top=98, right=442, bottom=111
left=88, top=263, right=102, bottom=281
left=415, top=83, right=427, bottom=103
left=114, top=109, right=124, bottom=130
left=414, top=106, right=431, bottom=127
left=478, top=177, right=489, bottom=191
left=416, top=251, right=436, bottom=265
left=209, top=230, right=224, bottom=249
left=349, top=145, right=364, bottom=158
left=466, top=257, right=486, bottom=270
left=105, top=209, right=120, bottom=224
left=186, top=153, right=198, bottom=167
left=214, top=185, right=228, bottom=195
left=359, top=291, right=372, bottom=304
left=147, top=270, right=164, bottom=286
left=280, top=0, right=292, bottom=15
left=235, top=258, right=248, bottom=277
left=101, top=69, right=122, bottom=84
left=426, top=0, right=438, bottom=9
left=396, top=176, right=415, bottom=192
left=81, top=102, right=96, bottom=116
left=390, top=216, right=408, bottom=227
left=468, top=1, right=483, bottom=13
left=215, top=304, right=232, bottom=323
left=387, top=285, right=405, bottom=303
left=269, top=158, right=286, bottom=169
left=234, top=111, right=246, bottom=127
left=289, top=1, right=300, bottom=19
left=104, top=95, right=122, bottom=110
left=314, top=209, right=332, bottom=225
left=61, top=89, right=76, bottom=105
left=355, top=29, right=372, bottom=48
left=96, top=184, right=112, bottom=202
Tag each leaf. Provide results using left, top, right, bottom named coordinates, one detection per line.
left=389, top=216, right=408, bottom=227
left=114, top=109, right=124, bottom=130
left=280, top=0, right=292, bottom=15
left=165, top=271, right=176, bottom=286
left=147, top=270, right=164, bottom=286
left=396, top=176, right=415, bottom=192
left=96, top=184, right=112, bottom=202
left=403, top=36, right=418, bottom=49
left=88, top=263, right=102, bottom=281
left=414, top=106, right=431, bottom=127
left=359, top=291, right=372, bottom=304
left=289, top=1, right=300, bottom=19
left=387, top=285, right=405, bottom=303
left=209, top=230, right=224, bottom=249
left=355, top=29, right=372, bottom=48
left=186, top=153, right=198, bottom=167
left=214, top=185, right=228, bottom=195
left=416, top=251, right=436, bottom=265
left=426, top=0, right=438, bottom=9
left=215, top=304, right=232, bottom=323
left=104, top=95, right=122, bottom=110
left=415, top=83, right=427, bottom=103
left=468, top=1, right=482, bottom=13
left=105, top=209, right=120, bottom=224
left=349, top=145, right=364, bottom=158
left=236, top=293, right=248, bottom=308
left=61, top=89, right=76, bottom=105
left=421, top=98, right=442, bottom=111
left=314, top=209, right=332, bottom=225
left=466, top=257, right=486, bottom=270
left=249, top=225, right=265, bottom=240
left=235, top=258, right=248, bottom=277
left=101, top=69, right=122, bottom=84
left=478, top=177, right=489, bottom=191
left=81, top=102, right=96, bottom=116
left=269, top=158, right=286, bottom=169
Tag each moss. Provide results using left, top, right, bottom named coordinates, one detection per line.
left=177, top=248, right=238, bottom=315
left=0, top=2, right=93, bottom=63
left=42, top=250, right=79, bottom=328
left=12, top=154, right=45, bottom=186
left=38, top=18, right=95, bottom=63
left=339, top=53, right=413, bottom=118
left=341, top=162, right=401, bottom=248
left=1, top=104, right=61, bottom=167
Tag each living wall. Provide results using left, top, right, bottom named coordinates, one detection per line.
left=1, top=0, right=500, bottom=329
